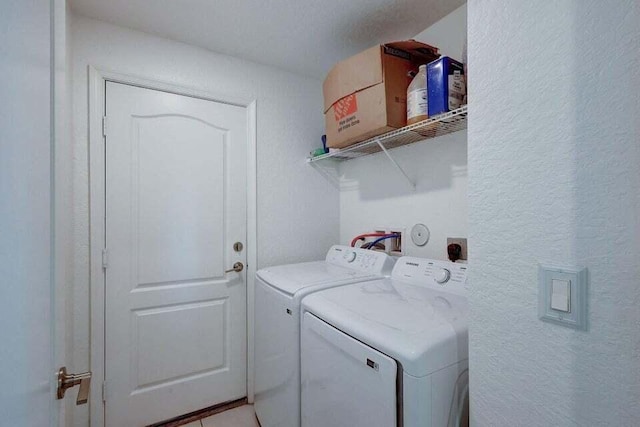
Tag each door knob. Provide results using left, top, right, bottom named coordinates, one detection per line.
left=57, top=367, right=91, bottom=405
left=225, top=262, right=244, bottom=273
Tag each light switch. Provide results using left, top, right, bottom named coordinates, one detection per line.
left=539, top=264, right=587, bottom=330
left=550, top=279, right=570, bottom=312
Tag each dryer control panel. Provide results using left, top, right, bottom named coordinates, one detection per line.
left=391, top=257, right=468, bottom=296
left=326, top=245, right=396, bottom=276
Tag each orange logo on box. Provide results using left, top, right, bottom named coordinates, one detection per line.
left=333, top=94, right=358, bottom=121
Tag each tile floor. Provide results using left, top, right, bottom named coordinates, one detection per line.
left=182, top=405, right=259, bottom=427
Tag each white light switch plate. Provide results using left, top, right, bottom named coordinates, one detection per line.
left=539, top=264, right=587, bottom=330
left=550, top=279, right=570, bottom=312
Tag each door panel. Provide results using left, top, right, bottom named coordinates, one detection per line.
left=105, top=82, right=247, bottom=427
left=132, top=299, right=228, bottom=388
left=135, top=116, right=226, bottom=285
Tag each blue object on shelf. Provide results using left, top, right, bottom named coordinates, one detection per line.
left=321, top=135, right=328, bottom=153
left=427, top=57, right=466, bottom=117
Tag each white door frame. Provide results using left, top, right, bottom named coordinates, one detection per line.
left=88, top=66, right=258, bottom=427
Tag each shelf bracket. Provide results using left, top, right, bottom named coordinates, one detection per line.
left=374, top=138, right=415, bottom=189
left=309, top=158, right=341, bottom=189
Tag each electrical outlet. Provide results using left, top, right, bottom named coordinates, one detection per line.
left=447, top=237, right=468, bottom=261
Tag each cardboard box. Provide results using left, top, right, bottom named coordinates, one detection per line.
left=323, top=40, right=439, bottom=149
left=427, top=56, right=466, bottom=117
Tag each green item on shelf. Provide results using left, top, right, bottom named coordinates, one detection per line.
left=310, top=148, right=327, bottom=157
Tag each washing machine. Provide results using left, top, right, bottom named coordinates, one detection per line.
left=254, top=245, right=396, bottom=427
left=301, top=257, right=469, bottom=427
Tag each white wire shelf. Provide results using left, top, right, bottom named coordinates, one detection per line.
left=307, top=105, right=467, bottom=163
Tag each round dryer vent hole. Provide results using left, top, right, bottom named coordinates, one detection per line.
left=411, top=224, right=430, bottom=246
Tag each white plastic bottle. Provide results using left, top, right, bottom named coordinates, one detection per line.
left=407, top=64, right=428, bottom=125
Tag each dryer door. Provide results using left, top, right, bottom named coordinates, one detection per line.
left=301, top=312, right=398, bottom=427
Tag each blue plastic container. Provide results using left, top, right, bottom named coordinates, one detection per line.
left=427, top=57, right=466, bottom=117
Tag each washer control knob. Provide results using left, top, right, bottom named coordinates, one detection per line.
left=345, top=251, right=357, bottom=263
left=435, top=268, right=451, bottom=284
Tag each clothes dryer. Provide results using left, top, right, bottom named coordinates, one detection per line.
left=301, top=257, right=469, bottom=427
left=254, top=245, right=395, bottom=427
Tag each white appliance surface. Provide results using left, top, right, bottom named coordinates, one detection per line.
left=254, top=245, right=395, bottom=427
left=301, top=257, right=469, bottom=427
left=301, top=312, right=397, bottom=427
left=256, top=245, right=395, bottom=296
left=302, top=257, right=468, bottom=377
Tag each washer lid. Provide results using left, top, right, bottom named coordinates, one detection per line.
left=302, top=258, right=469, bottom=377
left=257, top=261, right=379, bottom=296
left=256, top=245, right=396, bottom=296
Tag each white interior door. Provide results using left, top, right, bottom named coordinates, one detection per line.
left=0, top=0, right=59, bottom=425
left=104, top=82, right=248, bottom=426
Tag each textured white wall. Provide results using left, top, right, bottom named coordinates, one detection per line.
left=0, top=0, right=54, bottom=425
left=468, top=1, right=640, bottom=425
left=69, top=14, right=338, bottom=426
left=339, top=5, right=468, bottom=260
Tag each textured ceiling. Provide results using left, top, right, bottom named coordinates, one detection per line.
left=69, top=0, right=465, bottom=78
